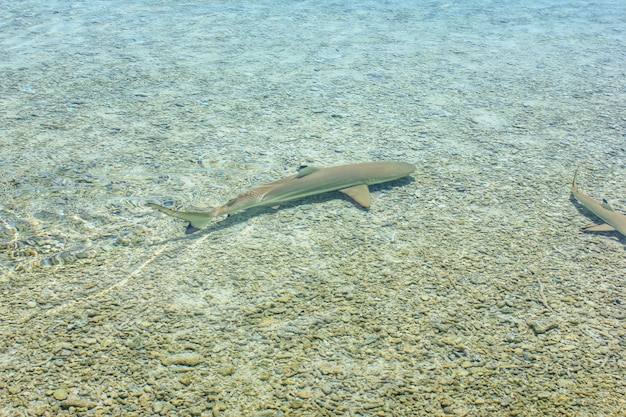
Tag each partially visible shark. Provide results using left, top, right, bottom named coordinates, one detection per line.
left=148, top=161, right=416, bottom=234
left=571, top=169, right=626, bottom=237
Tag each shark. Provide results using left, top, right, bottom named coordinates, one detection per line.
left=147, top=161, right=416, bottom=234
left=571, top=169, right=626, bottom=237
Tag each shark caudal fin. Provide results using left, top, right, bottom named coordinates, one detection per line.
left=146, top=203, right=215, bottom=233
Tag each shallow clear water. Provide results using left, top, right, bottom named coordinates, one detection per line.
left=1, top=1, right=624, bottom=415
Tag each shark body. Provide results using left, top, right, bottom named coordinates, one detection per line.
left=571, top=169, right=626, bottom=237
left=148, top=161, right=416, bottom=234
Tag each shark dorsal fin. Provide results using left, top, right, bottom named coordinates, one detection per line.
left=339, top=184, right=371, bottom=208
left=601, top=199, right=615, bottom=211
left=296, top=165, right=321, bottom=177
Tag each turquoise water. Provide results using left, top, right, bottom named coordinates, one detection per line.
left=1, top=1, right=624, bottom=415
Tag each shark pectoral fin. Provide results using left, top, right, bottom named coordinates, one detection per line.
left=582, top=223, right=616, bottom=232
left=339, top=184, right=371, bottom=208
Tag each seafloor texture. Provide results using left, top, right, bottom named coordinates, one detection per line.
left=1, top=0, right=624, bottom=416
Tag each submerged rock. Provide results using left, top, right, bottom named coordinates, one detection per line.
left=161, top=352, right=204, bottom=366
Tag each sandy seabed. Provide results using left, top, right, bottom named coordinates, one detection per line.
left=1, top=1, right=624, bottom=416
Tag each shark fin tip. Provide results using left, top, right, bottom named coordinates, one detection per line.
left=185, top=224, right=201, bottom=235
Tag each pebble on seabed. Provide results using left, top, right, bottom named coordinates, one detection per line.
left=161, top=352, right=204, bottom=366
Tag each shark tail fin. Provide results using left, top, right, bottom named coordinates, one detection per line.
left=146, top=203, right=215, bottom=232
left=571, top=168, right=579, bottom=192
left=582, top=223, right=616, bottom=232
left=185, top=224, right=202, bottom=235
